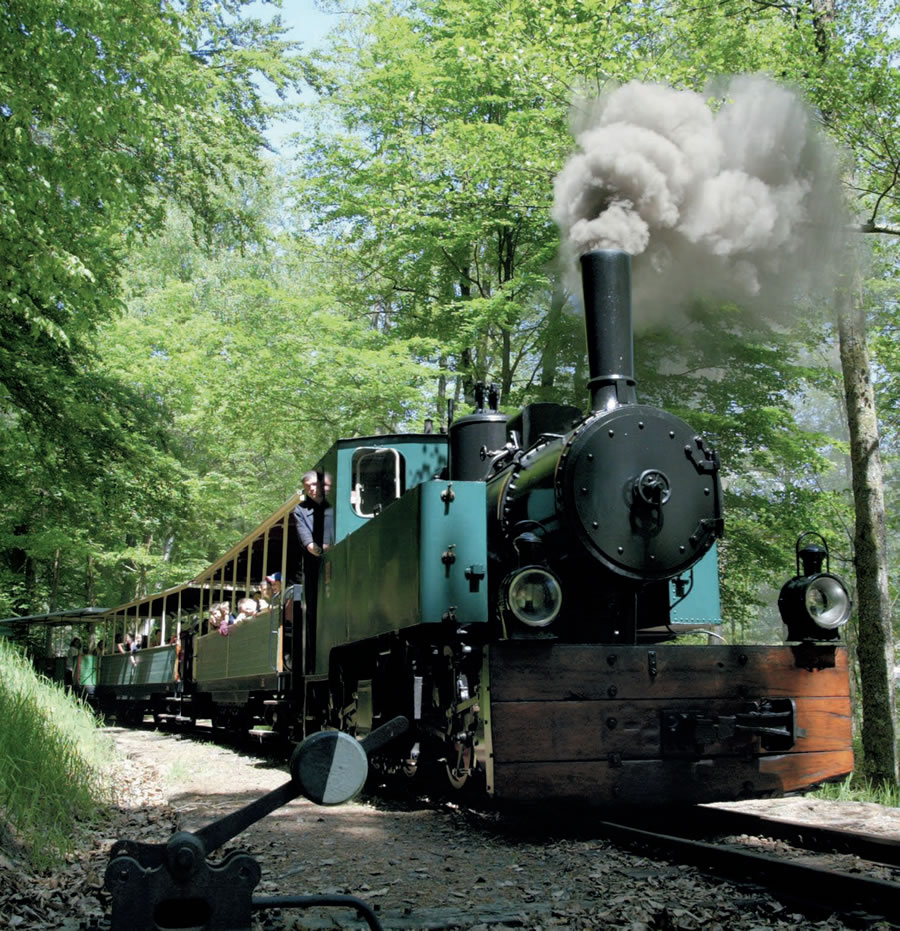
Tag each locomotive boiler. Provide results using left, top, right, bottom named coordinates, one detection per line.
left=474, top=249, right=722, bottom=645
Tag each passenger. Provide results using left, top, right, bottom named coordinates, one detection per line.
left=65, top=637, right=81, bottom=691
left=219, top=601, right=235, bottom=625
left=235, top=597, right=258, bottom=623
left=207, top=602, right=228, bottom=635
left=294, top=471, right=334, bottom=558
left=117, top=633, right=133, bottom=654
left=208, top=604, right=224, bottom=632
left=295, top=471, right=334, bottom=674
left=94, top=640, right=105, bottom=656
left=219, top=598, right=256, bottom=637
left=265, top=572, right=283, bottom=602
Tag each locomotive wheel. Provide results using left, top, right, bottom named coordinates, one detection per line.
left=401, top=759, right=419, bottom=779
left=445, top=741, right=472, bottom=790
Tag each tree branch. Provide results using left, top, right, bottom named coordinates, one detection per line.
left=856, top=223, right=900, bottom=236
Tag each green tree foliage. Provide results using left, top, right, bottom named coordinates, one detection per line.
left=1, top=0, right=301, bottom=426
left=0, top=0, right=304, bottom=614
left=91, top=201, right=431, bottom=604
left=293, top=0, right=862, bottom=631
left=295, top=0, right=609, bottom=411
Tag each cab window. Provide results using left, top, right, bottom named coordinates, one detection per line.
left=351, top=448, right=405, bottom=517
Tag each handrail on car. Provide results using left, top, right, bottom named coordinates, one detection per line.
left=267, top=602, right=281, bottom=673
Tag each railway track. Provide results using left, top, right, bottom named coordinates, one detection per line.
left=118, top=722, right=900, bottom=926
left=598, top=807, right=900, bottom=926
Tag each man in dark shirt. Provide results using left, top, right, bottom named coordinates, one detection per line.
left=295, top=470, right=334, bottom=556
left=294, top=470, right=333, bottom=672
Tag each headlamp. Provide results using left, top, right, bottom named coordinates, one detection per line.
left=503, top=568, right=563, bottom=628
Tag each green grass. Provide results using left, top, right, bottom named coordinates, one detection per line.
left=812, top=773, right=900, bottom=806
left=165, top=757, right=193, bottom=787
left=808, top=734, right=900, bottom=806
left=0, top=638, right=114, bottom=869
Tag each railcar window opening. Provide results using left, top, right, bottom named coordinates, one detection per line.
left=351, top=447, right=405, bottom=518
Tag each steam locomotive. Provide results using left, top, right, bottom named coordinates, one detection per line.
left=10, top=249, right=854, bottom=807
left=305, top=248, right=853, bottom=804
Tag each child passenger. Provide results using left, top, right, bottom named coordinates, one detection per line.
left=234, top=597, right=258, bottom=624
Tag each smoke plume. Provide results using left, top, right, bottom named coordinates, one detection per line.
left=553, top=75, right=849, bottom=318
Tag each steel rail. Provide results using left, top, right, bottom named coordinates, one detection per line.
left=692, top=805, right=900, bottom=867
left=597, top=819, right=900, bottom=924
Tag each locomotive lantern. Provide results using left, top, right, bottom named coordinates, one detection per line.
left=779, top=532, right=852, bottom=641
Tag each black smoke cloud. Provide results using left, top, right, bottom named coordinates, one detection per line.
left=553, top=76, right=849, bottom=319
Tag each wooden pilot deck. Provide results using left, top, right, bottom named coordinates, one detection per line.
left=484, top=642, right=853, bottom=805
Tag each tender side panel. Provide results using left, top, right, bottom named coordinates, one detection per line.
left=98, top=645, right=176, bottom=687
left=226, top=612, right=277, bottom=678
left=134, top=645, right=177, bottom=685
left=195, top=613, right=276, bottom=683
left=487, top=642, right=852, bottom=805
left=196, top=628, right=228, bottom=680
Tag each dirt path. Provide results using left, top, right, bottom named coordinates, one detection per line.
left=9, top=726, right=897, bottom=930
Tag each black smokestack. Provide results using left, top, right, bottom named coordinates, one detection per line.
left=580, top=249, right=636, bottom=412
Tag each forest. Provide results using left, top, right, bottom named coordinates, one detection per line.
left=1, top=0, right=898, bottom=774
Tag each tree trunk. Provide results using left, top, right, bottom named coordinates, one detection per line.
left=807, top=0, right=896, bottom=784
left=539, top=283, right=566, bottom=399
left=85, top=554, right=95, bottom=606
left=837, top=279, right=898, bottom=783
left=437, top=355, right=448, bottom=429
left=50, top=548, right=61, bottom=612
left=500, top=326, right=512, bottom=400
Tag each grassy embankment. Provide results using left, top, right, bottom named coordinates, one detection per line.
left=813, top=771, right=900, bottom=805
left=810, top=732, right=900, bottom=805
left=0, top=638, right=113, bottom=869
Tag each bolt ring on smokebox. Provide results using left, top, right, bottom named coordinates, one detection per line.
left=557, top=404, right=719, bottom=580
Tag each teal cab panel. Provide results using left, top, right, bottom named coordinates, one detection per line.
left=669, top=544, right=722, bottom=628
left=315, top=479, right=488, bottom=674
left=312, top=434, right=449, bottom=545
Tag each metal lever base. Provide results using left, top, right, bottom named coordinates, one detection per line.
left=106, top=834, right=261, bottom=931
